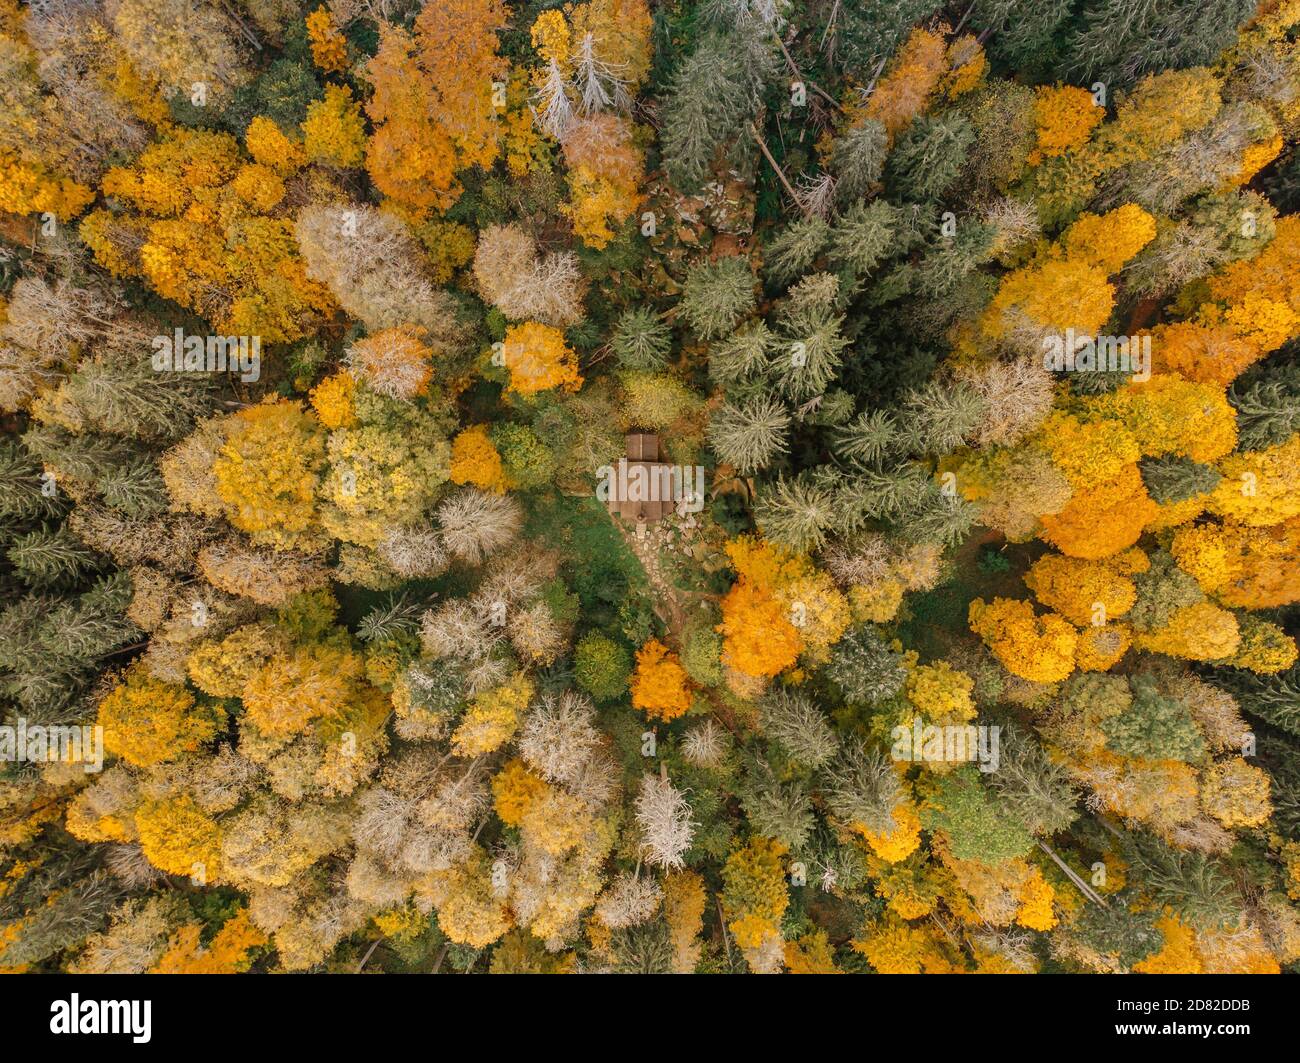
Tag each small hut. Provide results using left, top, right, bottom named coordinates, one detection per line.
left=606, top=431, right=676, bottom=525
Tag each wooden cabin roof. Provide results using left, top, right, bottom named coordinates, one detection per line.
left=626, top=432, right=660, bottom=462
left=607, top=432, right=674, bottom=524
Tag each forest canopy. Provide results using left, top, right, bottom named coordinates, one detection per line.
left=2, top=0, right=1300, bottom=977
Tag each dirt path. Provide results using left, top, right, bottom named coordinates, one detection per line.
left=616, top=514, right=689, bottom=645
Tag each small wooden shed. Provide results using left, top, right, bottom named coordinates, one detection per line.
left=606, top=431, right=676, bottom=525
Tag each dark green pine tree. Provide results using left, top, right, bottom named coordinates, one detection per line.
left=968, top=0, right=1073, bottom=84
left=1260, top=145, right=1300, bottom=215
left=829, top=119, right=888, bottom=207
left=1061, top=0, right=1257, bottom=89
left=95, top=459, right=170, bottom=517
left=19, top=424, right=135, bottom=489
left=758, top=689, right=839, bottom=769
left=708, top=395, right=791, bottom=475
left=1065, top=890, right=1165, bottom=971
left=897, top=379, right=987, bottom=455
left=609, top=921, right=674, bottom=974
left=820, top=739, right=902, bottom=834
left=885, top=113, right=976, bottom=204
left=912, top=222, right=998, bottom=300
left=831, top=408, right=900, bottom=467
left=1123, top=833, right=1241, bottom=932
left=1256, top=729, right=1300, bottom=841
left=1139, top=455, right=1223, bottom=504
left=6, top=526, right=103, bottom=589
left=987, top=726, right=1080, bottom=836
left=679, top=255, right=757, bottom=340
left=1217, top=665, right=1300, bottom=739
left=824, top=625, right=907, bottom=705
left=817, top=0, right=936, bottom=73
left=0, top=572, right=138, bottom=723
left=661, top=29, right=769, bottom=192
left=0, top=440, right=64, bottom=526
left=820, top=461, right=930, bottom=528
left=610, top=307, right=672, bottom=371
left=828, top=199, right=902, bottom=277
left=739, top=758, right=816, bottom=850
left=0, top=842, right=126, bottom=970
left=754, top=473, right=838, bottom=554
left=893, top=480, right=978, bottom=548
left=50, top=353, right=214, bottom=442
left=764, top=217, right=831, bottom=288
left=222, top=53, right=323, bottom=136
left=1229, top=359, right=1300, bottom=450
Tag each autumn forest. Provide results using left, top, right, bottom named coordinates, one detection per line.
left=2, top=0, right=1300, bottom=980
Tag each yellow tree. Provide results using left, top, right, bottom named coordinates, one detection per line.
left=306, top=6, right=349, bottom=74
left=500, top=322, right=583, bottom=395
left=82, top=129, right=334, bottom=340
left=97, top=662, right=224, bottom=768
left=210, top=398, right=328, bottom=552
left=630, top=639, right=693, bottom=721
left=1028, top=85, right=1102, bottom=163
left=365, top=0, right=507, bottom=218
left=1209, top=433, right=1300, bottom=527
left=968, top=597, right=1077, bottom=683
left=302, top=85, right=366, bottom=168
left=1039, top=464, right=1158, bottom=560
left=1024, top=552, right=1139, bottom=627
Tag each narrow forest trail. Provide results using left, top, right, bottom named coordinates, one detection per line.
left=614, top=513, right=690, bottom=646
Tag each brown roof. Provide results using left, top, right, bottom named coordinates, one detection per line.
left=626, top=432, right=660, bottom=462
left=607, top=432, right=675, bottom=523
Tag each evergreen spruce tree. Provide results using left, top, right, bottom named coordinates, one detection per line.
left=0, top=850, right=125, bottom=969
left=7, top=526, right=102, bottom=589
left=764, top=217, right=831, bottom=288
left=661, top=32, right=755, bottom=191
left=771, top=275, right=849, bottom=401
left=831, top=408, right=900, bottom=466
left=708, top=395, right=791, bottom=475
left=679, top=256, right=756, bottom=340
left=885, top=114, right=977, bottom=204
left=611, top=307, right=672, bottom=371
left=1062, top=0, right=1256, bottom=89
left=1219, top=666, right=1300, bottom=739
left=912, top=223, right=997, bottom=300
left=969, top=0, right=1072, bottom=83
left=740, top=758, right=816, bottom=851
left=1124, top=834, right=1240, bottom=931
left=830, top=119, right=888, bottom=207
left=759, top=689, right=839, bottom=769
left=828, top=199, right=900, bottom=276
left=894, top=481, right=978, bottom=547
left=754, top=473, right=837, bottom=553
left=1229, top=361, right=1300, bottom=450
left=898, top=380, right=987, bottom=455
left=709, top=321, right=778, bottom=393
left=52, top=353, right=215, bottom=441
left=1066, top=892, right=1165, bottom=971
left=987, top=727, right=1080, bottom=836
left=95, top=459, right=170, bottom=517
left=824, top=626, right=907, bottom=704
left=820, top=739, right=901, bottom=833
left=1139, top=455, right=1222, bottom=504
left=0, top=440, right=63, bottom=525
